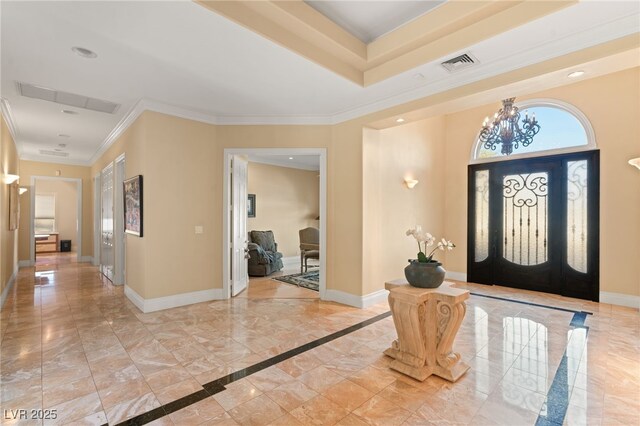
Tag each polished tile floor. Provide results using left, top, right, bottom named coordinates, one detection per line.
left=1, top=256, right=638, bottom=425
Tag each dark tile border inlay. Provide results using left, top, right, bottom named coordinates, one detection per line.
left=535, top=312, right=590, bottom=426
left=115, top=291, right=594, bottom=426
left=115, top=311, right=392, bottom=425
left=470, top=292, right=593, bottom=315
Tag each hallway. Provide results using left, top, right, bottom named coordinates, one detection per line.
left=1, top=259, right=638, bottom=425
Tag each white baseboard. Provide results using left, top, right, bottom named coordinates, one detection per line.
left=323, top=289, right=389, bottom=309
left=0, top=270, right=18, bottom=310
left=79, top=256, right=93, bottom=263
left=124, top=285, right=226, bottom=313
left=445, top=271, right=467, bottom=282
left=18, top=260, right=33, bottom=267
left=600, top=291, right=640, bottom=310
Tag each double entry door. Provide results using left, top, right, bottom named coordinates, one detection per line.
left=468, top=151, right=599, bottom=301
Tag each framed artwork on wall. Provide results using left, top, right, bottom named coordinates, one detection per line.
left=124, top=175, right=143, bottom=237
left=248, top=194, right=256, bottom=218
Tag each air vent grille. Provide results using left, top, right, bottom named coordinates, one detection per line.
left=39, top=150, right=69, bottom=157
left=17, top=82, right=120, bottom=114
left=441, top=53, right=479, bottom=73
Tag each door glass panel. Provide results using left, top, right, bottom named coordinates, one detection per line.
left=503, top=172, right=548, bottom=265
left=475, top=170, right=490, bottom=262
left=567, top=160, right=588, bottom=273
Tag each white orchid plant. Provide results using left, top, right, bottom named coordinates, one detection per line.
left=406, top=226, right=455, bottom=263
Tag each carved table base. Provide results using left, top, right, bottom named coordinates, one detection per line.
left=384, top=280, right=470, bottom=382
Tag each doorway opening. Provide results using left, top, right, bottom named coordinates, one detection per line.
left=222, top=148, right=327, bottom=300
left=30, top=176, right=82, bottom=266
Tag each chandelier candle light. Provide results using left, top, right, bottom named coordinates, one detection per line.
left=479, top=98, right=541, bottom=156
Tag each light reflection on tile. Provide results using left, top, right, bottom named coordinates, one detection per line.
left=1, top=258, right=638, bottom=425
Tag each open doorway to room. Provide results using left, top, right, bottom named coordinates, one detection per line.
left=30, top=176, right=82, bottom=266
left=223, top=148, right=326, bottom=300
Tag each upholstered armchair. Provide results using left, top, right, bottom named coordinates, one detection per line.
left=299, top=227, right=319, bottom=273
left=247, top=230, right=284, bottom=276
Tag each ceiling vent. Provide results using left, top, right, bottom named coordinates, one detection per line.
left=39, top=149, right=69, bottom=157
left=16, top=82, right=120, bottom=114
left=441, top=53, right=479, bottom=73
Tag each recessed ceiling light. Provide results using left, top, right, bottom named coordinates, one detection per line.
left=62, top=109, right=78, bottom=115
left=568, top=70, right=585, bottom=78
left=71, top=46, right=97, bottom=59
left=396, top=118, right=405, bottom=123
left=288, top=157, right=294, bottom=160
left=58, top=134, right=70, bottom=138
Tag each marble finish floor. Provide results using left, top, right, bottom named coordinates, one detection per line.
left=1, top=258, right=638, bottom=425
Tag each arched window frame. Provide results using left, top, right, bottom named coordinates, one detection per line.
left=470, top=99, right=596, bottom=164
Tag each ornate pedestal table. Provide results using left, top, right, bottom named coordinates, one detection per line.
left=384, top=279, right=470, bottom=382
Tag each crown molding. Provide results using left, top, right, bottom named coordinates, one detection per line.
left=88, top=99, right=146, bottom=166
left=0, top=97, right=21, bottom=156
left=15, top=9, right=640, bottom=168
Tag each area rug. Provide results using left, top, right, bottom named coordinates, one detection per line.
left=273, top=270, right=319, bottom=292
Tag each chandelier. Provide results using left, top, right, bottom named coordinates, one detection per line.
left=479, top=98, right=541, bottom=156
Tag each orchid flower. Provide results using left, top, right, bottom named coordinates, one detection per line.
left=407, top=226, right=455, bottom=263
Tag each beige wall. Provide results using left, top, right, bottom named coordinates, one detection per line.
left=18, top=161, right=92, bottom=261
left=442, top=67, right=640, bottom=297
left=363, top=117, right=447, bottom=293
left=34, top=179, right=78, bottom=252
left=247, top=162, right=319, bottom=257
left=16, top=67, right=637, bottom=306
left=1, top=114, right=19, bottom=298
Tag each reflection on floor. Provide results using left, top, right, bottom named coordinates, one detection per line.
left=1, top=257, right=638, bottom=425
left=35, top=251, right=77, bottom=266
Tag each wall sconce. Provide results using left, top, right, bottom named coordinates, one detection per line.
left=629, top=158, right=640, bottom=170
left=19, top=187, right=28, bottom=195
left=3, top=174, right=19, bottom=184
left=405, top=179, right=419, bottom=189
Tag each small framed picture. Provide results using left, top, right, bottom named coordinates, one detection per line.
left=248, top=194, right=256, bottom=218
left=124, top=175, right=143, bottom=237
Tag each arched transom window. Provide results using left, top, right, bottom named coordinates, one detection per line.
left=472, top=99, right=596, bottom=163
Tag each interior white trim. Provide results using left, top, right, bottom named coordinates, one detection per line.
left=29, top=176, right=83, bottom=265
left=470, top=98, right=597, bottom=164
left=223, top=148, right=327, bottom=300
left=124, top=285, right=225, bottom=313
left=445, top=271, right=468, bottom=282
left=0, top=269, right=18, bottom=310
left=114, top=155, right=126, bottom=285
left=0, top=98, right=19, bottom=150
left=93, top=173, right=100, bottom=266
left=79, top=256, right=94, bottom=263
left=324, top=289, right=389, bottom=309
left=18, top=260, right=33, bottom=267
left=88, top=100, right=144, bottom=166
left=600, top=291, right=640, bottom=310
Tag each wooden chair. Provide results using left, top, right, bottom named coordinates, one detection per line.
left=299, top=227, right=319, bottom=273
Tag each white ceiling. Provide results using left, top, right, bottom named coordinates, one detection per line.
left=1, top=1, right=639, bottom=165
left=305, top=1, right=445, bottom=43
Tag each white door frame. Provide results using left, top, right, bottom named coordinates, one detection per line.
left=114, top=154, right=126, bottom=285
left=222, top=148, right=327, bottom=299
left=93, top=173, right=100, bottom=266
left=30, top=176, right=83, bottom=265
